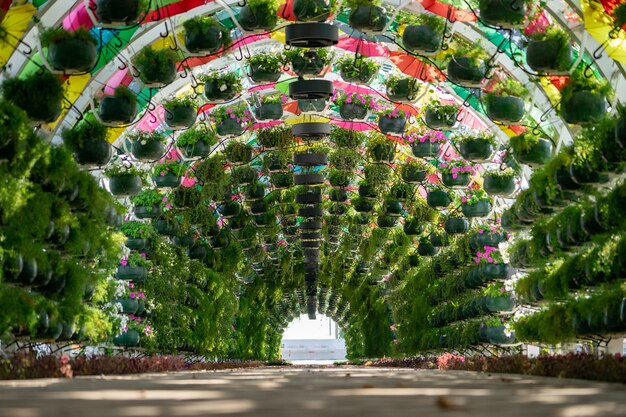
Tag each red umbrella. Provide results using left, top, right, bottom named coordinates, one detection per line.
left=336, top=37, right=389, bottom=58
left=418, top=0, right=477, bottom=22
left=388, top=51, right=445, bottom=82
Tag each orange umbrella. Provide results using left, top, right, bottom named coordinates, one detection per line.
left=418, top=0, right=477, bottom=22
left=388, top=51, right=445, bottom=82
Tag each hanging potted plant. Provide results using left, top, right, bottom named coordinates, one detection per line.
left=478, top=0, right=533, bottom=28
left=363, top=162, right=391, bottom=189
left=162, top=95, right=197, bottom=130
left=121, top=221, right=152, bottom=251
left=247, top=51, right=285, bottom=83
left=1, top=71, right=63, bottom=123
left=444, top=215, right=470, bottom=235
left=390, top=182, right=414, bottom=201
left=219, top=201, right=242, bottom=218
left=377, top=214, right=397, bottom=228
left=182, top=15, right=231, bottom=54
left=128, top=130, right=167, bottom=161
left=401, top=159, right=432, bottom=183
left=131, top=188, right=163, bottom=219
left=61, top=117, right=112, bottom=166
left=337, top=54, right=380, bottom=84
left=262, top=150, right=291, bottom=172
left=460, top=187, right=493, bottom=218
left=224, top=141, right=254, bottom=165
left=154, top=218, right=179, bottom=236
left=40, top=27, right=97, bottom=73
left=132, top=46, right=178, bottom=87
left=509, top=130, right=553, bottom=166
left=426, top=186, right=452, bottom=208
left=116, top=252, right=151, bottom=281
left=270, top=172, right=293, bottom=188
left=104, top=163, right=144, bottom=196
left=176, top=127, right=217, bottom=158
left=484, top=168, right=517, bottom=197
left=526, top=26, right=572, bottom=73
left=333, top=91, right=377, bottom=120
left=346, top=0, right=387, bottom=32
left=401, top=11, right=445, bottom=54
left=423, top=101, right=460, bottom=131
left=455, top=130, right=496, bottom=162
left=293, top=0, right=334, bottom=21
left=98, top=85, right=138, bottom=125
left=478, top=317, right=515, bottom=344
left=383, top=199, right=403, bottom=216
left=232, top=165, right=258, bottom=185
left=96, top=0, right=146, bottom=26
left=474, top=246, right=509, bottom=282
left=378, top=107, right=407, bottom=135
left=331, top=126, right=366, bottom=148
left=403, top=217, right=423, bottom=235
left=254, top=93, right=287, bottom=121
left=367, top=133, right=396, bottom=163
left=152, top=161, right=187, bottom=188
left=329, top=148, right=360, bottom=171
left=285, top=47, right=334, bottom=77
left=238, top=0, right=280, bottom=31
left=210, top=104, right=253, bottom=137
left=408, top=130, right=447, bottom=159
left=469, top=223, right=508, bottom=252
left=298, top=98, right=327, bottom=112
left=418, top=236, right=439, bottom=256
left=328, top=168, right=353, bottom=188
left=559, top=68, right=611, bottom=125
left=202, top=70, right=243, bottom=103
left=484, top=78, right=529, bottom=124
left=446, top=40, right=490, bottom=87
left=439, top=159, right=474, bottom=188
left=385, top=73, right=420, bottom=103
left=257, top=125, right=295, bottom=149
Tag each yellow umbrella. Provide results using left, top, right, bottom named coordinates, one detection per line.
left=581, top=0, right=626, bottom=64
left=0, top=3, right=37, bottom=67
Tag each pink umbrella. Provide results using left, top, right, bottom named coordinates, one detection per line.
left=336, top=37, right=389, bottom=58
left=103, top=68, right=129, bottom=95
left=333, top=80, right=377, bottom=96
left=332, top=120, right=373, bottom=131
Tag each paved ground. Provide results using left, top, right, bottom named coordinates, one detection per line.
left=1, top=366, right=626, bottom=417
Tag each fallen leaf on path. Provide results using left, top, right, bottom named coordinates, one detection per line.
left=436, top=396, right=465, bottom=411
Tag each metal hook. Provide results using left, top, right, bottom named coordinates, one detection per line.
left=130, top=64, right=141, bottom=78
left=160, top=21, right=170, bottom=38
left=583, top=63, right=595, bottom=79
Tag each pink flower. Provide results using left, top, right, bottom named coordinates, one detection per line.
left=474, top=258, right=480, bottom=264
left=129, top=292, right=136, bottom=299
left=120, top=260, right=128, bottom=266
left=461, top=197, right=467, bottom=203
left=129, top=314, right=135, bottom=320
left=162, top=197, right=168, bottom=202
left=160, top=171, right=165, bottom=176
left=478, top=229, right=483, bottom=234
left=452, top=174, right=458, bottom=179
left=129, top=283, right=134, bottom=289
left=230, top=113, right=236, bottom=118
left=346, top=97, right=352, bottom=104
left=140, top=252, right=146, bottom=257
left=166, top=203, right=172, bottom=209
left=487, top=257, right=493, bottom=263
left=499, top=287, right=505, bottom=292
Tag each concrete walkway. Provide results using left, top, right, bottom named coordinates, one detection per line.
left=1, top=366, right=626, bottom=417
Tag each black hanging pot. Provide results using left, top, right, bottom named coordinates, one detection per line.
left=96, top=0, right=141, bottom=25
left=371, top=144, right=394, bottom=163
left=245, top=184, right=266, bottom=200
left=289, top=79, right=334, bottom=101
left=293, top=152, right=327, bottom=166
left=73, top=138, right=112, bottom=166
left=447, top=57, right=487, bottom=87
left=189, top=245, right=207, bottom=260
left=554, top=166, right=581, bottom=191
left=441, top=172, right=470, bottom=188
left=386, top=78, right=419, bottom=102
left=427, top=190, right=451, bottom=208
left=116, top=265, right=147, bottom=281
left=580, top=203, right=606, bottom=236
left=115, top=298, right=139, bottom=314
left=292, top=122, right=331, bottom=139
left=469, top=231, right=506, bottom=252
left=109, top=174, right=142, bottom=196
left=444, top=217, right=470, bottom=235
left=296, top=189, right=322, bottom=204
left=358, top=182, right=377, bottom=199
left=461, top=201, right=492, bottom=218
left=378, top=116, right=406, bottom=134
left=250, top=63, right=282, bottom=83
left=516, top=138, right=553, bottom=166
left=479, top=0, right=527, bottom=28
left=113, top=330, right=141, bottom=347
left=459, top=138, right=494, bottom=162
left=16, top=257, right=37, bottom=285
left=479, top=263, right=509, bottom=281
left=180, top=141, right=211, bottom=158
left=329, top=188, right=348, bottom=202
left=569, top=162, right=608, bottom=185
left=134, top=205, right=162, bottom=219
left=412, top=141, right=441, bottom=158
left=164, top=105, right=196, bottom=130
left=238, top=5, right=278, bottom=31
left=402, top=166, right=427, bottom=183
left=298, top=98, right=326, bottom=112
left=403, top=218, right=423, bottom=235
left=526, top=40, right=572, bottom=72
left=294, top=173, right=325, bottom=185
left=271, top=172, right=293, bottom=188
left=560, top=91, right=607, bottom=125
left=348, top=5, right=387, bottom=32
left=377, top=215, right=397, bottom=228
left=155, top=219, right=179, bottom=236
left=47, top=39, right=97, bottom=72
left=216, top=118, right=244, bottom=137
left=615, top=117, right=626, bottom=148
left=339, top=103, right=368, bottom=120
left=479, top=325, right=515, bottom=344
left=173, top=234, right=195, bottom=247
left=204, top=79, right=237, bottom=102
left=430, top=233, right=449, bottom=247
left=255, top=102, right=284, bottom=121
left=99, top=96, right=137, bottom=125
left=291, top=54, right=325, bottom=76
left=293, top=0, right=330, bottom=22
left=184, top=24, right=224, bottom=54
left=424, top=108, right=456, bottom=129
left=402, top=24, right=441, bottom=53
left=131, top=140, right=166, bottom=161
left=484, top=174, right=516, bottom=196
left=154, top=173, right=181, bottom=188
left=418, top=242, right=438, bottom=256
left=125, top=237, right=148, bottom=251
left=383, top=200, right=403, bottom=217
left=486, top=96, right=525, bottom=123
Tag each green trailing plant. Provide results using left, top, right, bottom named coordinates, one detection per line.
left=224, top=141, right=254, bottom=163
left=61, top=117, right=108, bottom=151
left=485, top=78, right=529, bottom=107
left=199, top=70, right=243, bottom=94
left=396, top=11, right=445, bottom=33
left=103, top=162, right=144, bottom=177
left=248, top=51, right=286, bottom=72
left=560, top=67, right=612, bottom=102
left=367, top=132, right=396, bottom=157
left=163, top=95, right=197, bottom=111
left=176, top=127, right=217, bottom=147
left=209, top=104, right=253, bottom=125
left=377, top=107, right=407, bottom=119
left=127, top=130, right=167, bottom=144
left=483, top=282, right=509, bottom=298
left=259, top=93, right=288, bottom=104
left=256, top=125, right=294, bottom=149
left=152, top=161, right=188, bottom=177
left=331, top=126, right=365, bottom=148
left=332, top=91, right=377, bottom=110
left=614, top=4, right=626, bottom=28
left=449, top=39, right=490, bottom=65
left=424, top=100, right=460, bottom=119
left=120, top=221, right=153, bottom=238
left=39, top=27, right=97, bottom=47
left=385, top=74, right=420, bottom=96
left=328, top=168, right=353, bottom=187
left=344, top=0, right=383, bottom=8
left=460, top=187, right=493, bottom=205
left=528, top=26, right=572, bottom=72
left=484, top=167, right=516, bottom=179
left=1, top=71, right=65, bottom=119
left=363, top=163, right=392, bottom=188
left=111, top=85, right=138, bottom=104
left=130, top=189, right=164, bottom=207
left=330, top=148, right=360, bottom=171
left=182, top=15, right=232, bottom=47
left=336, top=54, right=381, bottom=79
left=132, top=47, right=179, bottom=83
left=262, top=150, right=291, bottom=171
left=284, top=47, right=334, bottom=65
left=454, top=130, right=497, bottom=145
left=509, top=130, right=542, bottom=154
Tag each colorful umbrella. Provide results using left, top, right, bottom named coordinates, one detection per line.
left=336, top=37, right=389, bottom=58
left=388, top=51, right=445, bottom=82
left=581, top=0, right=626, bottom=65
